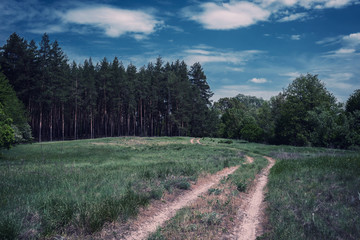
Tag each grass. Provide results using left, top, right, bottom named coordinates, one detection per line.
left=1, top=136, right=358, bottom=239
left=227, top=155, right=267, bottom=192
left=0, top=137, right=244, bottom=238
left=262, top=155, right=360, bottom=240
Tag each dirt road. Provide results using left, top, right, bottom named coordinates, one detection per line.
left=190, top=138, right=201, bottom=144
left=232, top=156, right=275, bottom=240
left=120, top=166, right=239, bottom=240
left=95, top=139, right=275, bottom=240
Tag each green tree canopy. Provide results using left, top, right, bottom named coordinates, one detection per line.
left=0, top=102, right=14, bottom=149
left=346, top=89, right=360, bottom=114
left=274, top=74, right=337, bottom=146
left=0, top=71, right=32, bottom=147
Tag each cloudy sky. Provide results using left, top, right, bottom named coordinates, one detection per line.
left=1, top=0, right=359, bottom=102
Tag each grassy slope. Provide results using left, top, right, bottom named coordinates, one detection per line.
left=0, top=137, right=244, bottom=238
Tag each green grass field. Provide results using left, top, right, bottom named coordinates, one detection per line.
left=0, top=137, right=359, bottom=239
left=0, top=137, right=246, bottom=239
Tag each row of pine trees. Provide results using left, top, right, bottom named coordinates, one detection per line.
left=0, top=33, right=218, bottom=142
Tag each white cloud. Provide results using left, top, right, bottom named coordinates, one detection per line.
left=323, top=72, right=354, bottom=90
left=212, top=84, right=280, bottom=101
left=323, top=0, right=353, bottom=8
left=335, top=48, right=356, bottom=54
left=280, top=71, right=302, bottom=80
left=183, top=1, right=270, bottom=30
left=291, top=34, right=301, bottom=40
left=278, top=12, right=308, bottom=22
left=185, top=49, right=212, bottom=55
left=63, top=6, right=163, bottom=38
left=258, top=0, right=355, bottom=9
left=183, top=47, right=264, bottom=65
left=226, top=67, right=245, bottom=72
left=316, top=36, right=342, bottom=45
left=319, top=32, right=360, bottom=58
left=250, top=77, right=268, bottom=83
left=28, top=24, right=66, bottom=34
left=184, top=0, right=357, bottom=30
left=343, top=32, right=360, bottom=46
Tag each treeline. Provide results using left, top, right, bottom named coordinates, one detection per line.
left=0, top=33, right=217, bottom=142
left=1, top=33, right=359, bottom=149
left=215, top=75, right=360, bottom=149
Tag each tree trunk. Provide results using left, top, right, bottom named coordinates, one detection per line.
left=133, top=111, right=136, bottom=136
left=139, top=99, right=143, bottom=136
left=39, top=104, right=42, bottom=142
left=62, top=103, right=65, bottom=141
left=74, top=78, right=78, bottom=140
left=90, top=109, right=94, bottom=139
left=50, top=106, right=53, bottom=141
left=127, top=113, right=130, bottom=136
left=110, top=116, right=114, bottom=137
left=74, top=107, right=77, bottom=140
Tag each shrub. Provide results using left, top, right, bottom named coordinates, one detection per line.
left=218, top=140, right=233, bottom=144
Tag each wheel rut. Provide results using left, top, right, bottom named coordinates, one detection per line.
left=120, top=166, right=239, bottom=240
left=230, top=156, right=275, bottom=240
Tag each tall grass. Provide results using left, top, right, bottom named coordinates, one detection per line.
left=263, top=155, right=360, bottom=239
left=0, top=137, right=243, bottom=238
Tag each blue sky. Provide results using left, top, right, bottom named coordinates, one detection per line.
left=1, top=0, right=360, bottom=102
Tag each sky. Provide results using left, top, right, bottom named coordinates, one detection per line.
left=1, top=0, right=360, bottom=102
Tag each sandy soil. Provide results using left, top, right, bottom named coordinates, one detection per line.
left=245, top=155, right=254, bottom=164
left=231, top=156, right=275, bottom=240
left=190, top=138, right=201, bottom=144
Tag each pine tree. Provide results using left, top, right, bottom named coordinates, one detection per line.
left=188, top=62, right=214, bottom=136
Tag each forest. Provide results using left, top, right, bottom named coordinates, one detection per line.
left=1, top=33, right=359, bottom=149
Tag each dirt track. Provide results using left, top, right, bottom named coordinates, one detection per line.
left=232, top=156, right=275, bottom=239
left=96, top=140, right=275, bottom=240
left=190, top=138, right=201, bottom=144
left=120, top=166, right=239, bottom=240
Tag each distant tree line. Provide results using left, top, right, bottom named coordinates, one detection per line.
left=1, top=33, right=359, bottom=149
left=0, top=33, right=218, bottom=143
left=214, top=75, right=360, bottom=149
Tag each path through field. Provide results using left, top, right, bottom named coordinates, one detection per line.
left=231, top=156, right=275, bottom=240
left=119, top=166, right=239, bottom=240
left=96, top=139, right=275, bottom=240
left=190, top=138, right=201, bottom=144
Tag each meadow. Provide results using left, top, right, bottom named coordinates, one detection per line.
left=0, top=137, right=244, bottom=239
left=0, top=137, right=359, bottom=239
